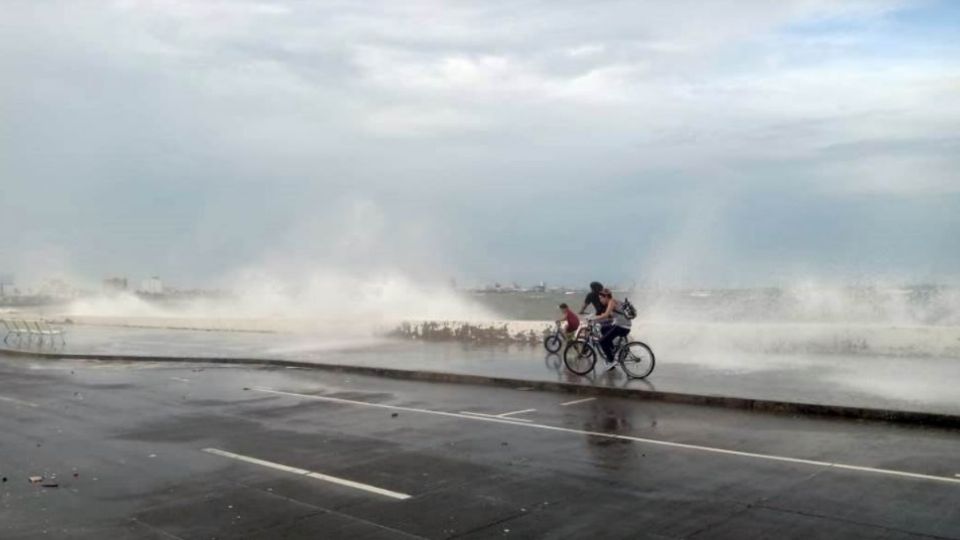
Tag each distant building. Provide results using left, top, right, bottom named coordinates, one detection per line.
left=0, top=273, right=13, bottom=296
left=103, top=277, right=128, bottom=293
left=139, top=276, right=163, bottom=295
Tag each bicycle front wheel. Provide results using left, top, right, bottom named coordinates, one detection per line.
left=543, top=334, right=562, bottom=354
left=618, top=341, right=655, bottom=379
left=563, top=340, right=597, bottom=375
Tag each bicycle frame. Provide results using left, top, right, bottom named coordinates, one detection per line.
left=563, top=320, right=655, bottom=379
left=580, top=320, right=627, bottom=360
left=550, top=320, right=589, bottom=342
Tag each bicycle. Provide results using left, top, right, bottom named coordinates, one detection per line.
left=562, top=320, right=655, bottom=379
left=543, top=320, right=587, bottom=354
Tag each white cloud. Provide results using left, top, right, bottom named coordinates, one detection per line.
left=825, top=155, right=960, bottom=196
left=363, top=106, right=490, bottom=137
left=567, top=44, right=606, bottom=58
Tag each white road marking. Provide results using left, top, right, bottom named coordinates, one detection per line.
left=497, top=408, right=537, bottom=418
left=561, top=397, right=596, bottom=407
left=202, top=448, right=411, bottom=500
left=461, top=411, right=534, bottom=423
left=0, top=395, right=39, bottom=408
left=169, top=377, right=191, bottom=383
left=252, top=387, right=960, bottom=486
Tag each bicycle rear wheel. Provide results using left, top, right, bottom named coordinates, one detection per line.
left=563, top=339, right=597, bottom=375
left=618, top=341, right=655, bottom=379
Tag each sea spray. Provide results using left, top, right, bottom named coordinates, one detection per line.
left=63, top=270, right=497, bottom=338
left=57, top=282, right=960, bottom=358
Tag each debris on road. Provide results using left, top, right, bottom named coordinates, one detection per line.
left=28, top=476, right=43, bottom=483
left=391, top=413, right=399, bottom=418
left=41, top=482, right=59, bottom=488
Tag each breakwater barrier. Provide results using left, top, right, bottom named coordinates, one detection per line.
left=46, top=316, right=960, bottom=358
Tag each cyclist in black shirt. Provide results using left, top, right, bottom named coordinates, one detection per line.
left=579, top=281, right=605, bottom=315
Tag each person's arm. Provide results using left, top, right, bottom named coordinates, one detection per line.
left=594, top=299, right=616, bottom=321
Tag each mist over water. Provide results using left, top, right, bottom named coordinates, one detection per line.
left=465, top=284, right=960, bottom=326
left=64, top=270, right=496, bottom=333
left=445, top=284, right=960, bottom=359
left=640, top=284, right=960, bottom=326
left=55, top=196, right=499, bottom=333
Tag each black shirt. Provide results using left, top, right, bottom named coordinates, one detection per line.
left=584, top=291, right=604, bottom=315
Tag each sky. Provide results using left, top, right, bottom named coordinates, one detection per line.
left=1, top=0, right=958, bottom=290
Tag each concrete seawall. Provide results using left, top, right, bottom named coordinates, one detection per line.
left=391, top=319, right=960, bottom=358
left=53, top=316, right=960, bottom=358
left=389, top=320, right=550, bottom=343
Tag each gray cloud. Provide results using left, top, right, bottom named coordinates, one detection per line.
left=1, top=0, right=958, bottom=288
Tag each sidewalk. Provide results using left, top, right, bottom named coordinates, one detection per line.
left=4, top=324, right=960, bottom=418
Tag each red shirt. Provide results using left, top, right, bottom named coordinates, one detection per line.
left=563, top=310, right=580, bottom=331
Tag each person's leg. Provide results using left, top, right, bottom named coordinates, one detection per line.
left=612, top=326, right=630, bottom=356
left=599, top=326, right=618, bottom=361
left=600, top=326, right=629, bottom=361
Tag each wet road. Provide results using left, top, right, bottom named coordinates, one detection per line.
left=8, top=325, right=960, bottom=415
left=1, top=356, right=959, bottom=539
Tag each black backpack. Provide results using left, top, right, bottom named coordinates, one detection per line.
left=620, top=298, right=638, bottom=320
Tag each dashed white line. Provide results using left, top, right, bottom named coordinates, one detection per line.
left=460, top=411, right=534, bottom=423
left=251, top=386, right=960, bottom=487
left=202, top=448, right=411, bottom=500
left=497, top=408, right=536, bottom=418
left=0, top=395, right=39, bottom=408
left=560, top=397, right=596, bottom=407
left=169, top=377, right=191, bottom=383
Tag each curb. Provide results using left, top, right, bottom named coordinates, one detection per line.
left=3, top=348, right=959, bottom=429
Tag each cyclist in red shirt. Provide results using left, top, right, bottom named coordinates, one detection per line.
left=557, top=303, right=581, bottom=340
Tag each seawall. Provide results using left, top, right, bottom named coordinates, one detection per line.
left=50, top=315, right=960, bottom=358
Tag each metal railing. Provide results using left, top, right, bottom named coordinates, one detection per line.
left=1, top=318, right=66, bottom=347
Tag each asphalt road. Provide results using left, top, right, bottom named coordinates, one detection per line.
left=1, top=356, right=959, bottom=539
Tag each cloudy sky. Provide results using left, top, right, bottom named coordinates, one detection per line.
left=1, top=0, right=958, bottom=289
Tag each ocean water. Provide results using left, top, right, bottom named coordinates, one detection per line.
left=468, top=285, right=960, bottom=325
